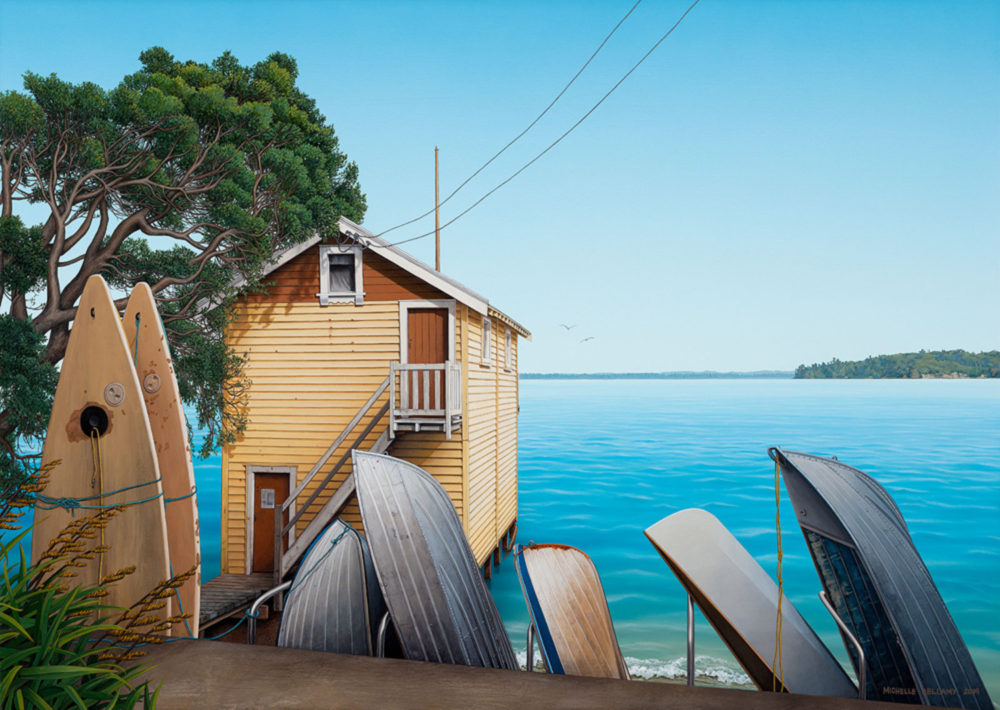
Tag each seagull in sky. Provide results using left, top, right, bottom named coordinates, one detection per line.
left=560, top=323, right=577, bottom=330
left=580, top=336, right=595, bottom=343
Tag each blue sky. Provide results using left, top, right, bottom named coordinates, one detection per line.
left=2, top=0, right=997, bottom=372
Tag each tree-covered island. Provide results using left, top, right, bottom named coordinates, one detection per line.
left=795, top=350, right=1000, bottom=379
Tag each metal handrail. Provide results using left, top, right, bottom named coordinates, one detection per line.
left=247, top=581, right=292, bottom=645
left=376, top=612, right=391, bottom=658
left=526, top=622, right=537, bottom=672
left=687, top=593, right=696, bottom=686
left=819, top=590, right=866, bottom=700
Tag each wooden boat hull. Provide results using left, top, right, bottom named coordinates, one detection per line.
left=515, top=543, right=629, bottom=679
left=278, top=519, right=386, bottom=655
left=123, top=282, right=200, bottom=637
left=352, top=451, right=517, bottom=669
left=32, top=275, right=170, bottom=621
left=645, top=508, right=857, bottom=697
left=772, top=448, right=992, bottom=708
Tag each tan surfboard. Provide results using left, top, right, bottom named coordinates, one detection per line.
left=123, top=282, right=201, bottom=637
left=32, top=275, right=171, bottom=625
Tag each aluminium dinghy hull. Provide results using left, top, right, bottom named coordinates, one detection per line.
left=515, top=543, right=630, bottom=679
left=772, top=448, right=991, bottom=708
left=645, top=508, right=857, bottom=697
left=353, top=451, right=518, bottom=669
left=277, top=518, right=386, bottom=655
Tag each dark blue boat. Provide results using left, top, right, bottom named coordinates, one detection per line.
left=771, top=448, right=991, bottom=708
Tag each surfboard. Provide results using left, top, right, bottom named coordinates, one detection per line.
left=123, top=282, right=200, bottom=637
left=277, top=518, right=387, bottom=655
left=515, top=543, right=630, bottom=679
left=352, top=451, right=518, bottom=669
left=644, top=508, right=857, bottom=697
left=772, top=448, right=992, bottom=708
left=32, top=275, right=171, bottom=624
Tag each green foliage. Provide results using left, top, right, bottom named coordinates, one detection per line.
left=0, top=315, right=57, bottom=488
left=1, top=46, right=367, bottom=458
left=0, top=216, right=47, bottom=298
left=0, top=532, right=158, bottom=709
left=794, top=350, right=1000, bottom=379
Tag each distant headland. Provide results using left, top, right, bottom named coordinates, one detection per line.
left=521, top=371, right=793, bottom=380
left=794, top=350, right=1000, bottom=379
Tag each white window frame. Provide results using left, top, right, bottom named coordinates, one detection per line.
left=317, top=244, right=364, bottom=306
left=504, top=328, right=512, bottom=371
left=245, top=465, right=296, bottom=575
left=481, top=316, right=492, bottom=366
left=398, top=300, right=457, bottom=363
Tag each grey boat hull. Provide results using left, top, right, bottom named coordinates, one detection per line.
left=353, top=451, right=518, bottom=669
left=772, top=448, right=991, bottom=708
left=645, top=508, right=857, bottom=697
left=277, top=518, right=386, bottom=655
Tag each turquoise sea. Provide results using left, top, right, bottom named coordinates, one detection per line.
left=20, top=378, right=999, bottom=697
left=190, top=378, right=1000, bottom=696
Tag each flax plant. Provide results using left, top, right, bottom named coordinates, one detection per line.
left=0, top=461, right=192, bottom=708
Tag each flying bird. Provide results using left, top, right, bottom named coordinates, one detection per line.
left=560, top=323, right=577, bottom=330
left=580, top=336, right=595, bottom=343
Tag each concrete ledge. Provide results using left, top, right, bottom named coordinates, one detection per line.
left=141, top=640, right=897, bottom=710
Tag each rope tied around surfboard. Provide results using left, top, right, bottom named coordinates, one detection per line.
left=772, top=455, right=786, bottom=692
left=164, top=486, right=197, bottom=503
left=36, top=476, right=166, bottom=514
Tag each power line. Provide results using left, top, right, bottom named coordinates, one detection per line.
left=375, top=0, right=643, bottom=238
left=387, top=0, right=701, bottom=248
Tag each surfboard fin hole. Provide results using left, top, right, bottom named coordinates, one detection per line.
left=80, top=406, right=109, bottom=437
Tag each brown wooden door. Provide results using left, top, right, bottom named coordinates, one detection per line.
left=407, top=308, right=447, bottom=409
left=252, top=472, right=290, bottom=573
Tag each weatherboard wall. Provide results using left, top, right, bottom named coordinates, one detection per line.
left=220, top=243, right=520, bottom=574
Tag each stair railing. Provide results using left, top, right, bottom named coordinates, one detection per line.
left=273, top=374, right=391, bottom=582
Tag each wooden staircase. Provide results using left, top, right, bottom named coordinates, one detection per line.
left=273, top=376, right=393, bottom=583
left=271, top=361, right=464, bottom=583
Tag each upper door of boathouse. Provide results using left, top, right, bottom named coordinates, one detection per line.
left=407, top=307, right=448, bottom=406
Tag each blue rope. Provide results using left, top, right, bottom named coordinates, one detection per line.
left=35, top=477, right=164, bottom=514
left=168, top=560, right=194, bottom=637
left=164, top=487, right=197, bottom=504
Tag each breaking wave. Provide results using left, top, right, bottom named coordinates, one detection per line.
left=515, top=650, right=753, bottom=687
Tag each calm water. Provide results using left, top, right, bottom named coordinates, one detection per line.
left=480, top=379, right=999, bottom=695
left=17, top=379, right=998, bottom=696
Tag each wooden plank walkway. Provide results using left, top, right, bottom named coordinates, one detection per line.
left=141, top=641, right=899, bottom=710
left=199, top=573, right=274, bottom=631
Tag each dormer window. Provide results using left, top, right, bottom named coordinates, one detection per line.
left=318, top=245, right=364, bottom=306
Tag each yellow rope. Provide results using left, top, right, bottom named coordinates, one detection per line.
left=90, top=428, right=106, bottom=581
left=772, top=456, right=785, bottom=692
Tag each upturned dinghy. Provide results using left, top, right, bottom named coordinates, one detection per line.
left=32, top=275, right=171, bottom=622
left=644, top=508, right=857, bottom=697
left=277, top=519, right=387, bottom=655
left=515, top=543, right=630, bottom=679
left=771, top=448, right=992, bottom=708
left=123, top=282, right=200, bottom=636
left=353, top=451, right=518, bottom=669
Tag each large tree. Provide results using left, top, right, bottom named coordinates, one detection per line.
left=0, top=47, right=366, bottom=482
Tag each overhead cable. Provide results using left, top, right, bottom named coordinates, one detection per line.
left=375, top=0, right=643, bottom=238
left=387, top=0, right=701, bottom=248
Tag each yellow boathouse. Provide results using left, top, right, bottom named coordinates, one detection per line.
left=220, top=217, right=530, bottom=582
